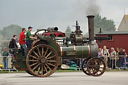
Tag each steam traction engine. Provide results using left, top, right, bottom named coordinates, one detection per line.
left=14, top=15, right=106, bottom=77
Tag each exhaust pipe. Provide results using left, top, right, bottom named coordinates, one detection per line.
left=87, top=15, right=95, bottom=43
left=87, top=15, right=98, bottom=57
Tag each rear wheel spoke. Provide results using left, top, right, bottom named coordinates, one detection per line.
left=32, top=63, right=40, bottom=71
left=47, top=63, right=55, bottom=67
left=30, top=62, right=38, bottom=67
left=37, top=65, right=41, bottom=73
left=41, top=66, right=44, bottom=74
left=45, top=64, right=52, bottom=71
left=48, top=60, right=56, bottom=63
left=37, top=47, right=41, bottom=56
left=47, top=55, right=56, bottom=59
left=44, top=65, right=48, bottom=73
left=29, top=60, right=38, bottom=62
left=45, top=51, right=52, bottom=58
left=42, top=47, right=44, bottom=56
left=33, top=51, right=40, bottom=58
left=29, top=55, right=38, bottom=59
left=44, top=47, right=49, bottom=57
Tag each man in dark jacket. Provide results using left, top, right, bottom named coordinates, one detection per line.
left=9, top=35, right=18, bottom=55
left=9, top=35, right=18, bottom=49
left=9, top=35, right=18, bottom=69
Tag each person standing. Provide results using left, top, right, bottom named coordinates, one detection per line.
left=9, top=35, right=18, bottom=49
left=123, top=49, right=127, bottom=55
left=2, top=48, right=9, bottom=69
left=26, top=26, right=37, bottom=49
left=102, top=46, right=110, bottom=69
left=118, top=48, right=125, bottom=68
left=110, top=47, right=116, bottom=69
left=9, top=35, right=18, bottom=69
left=116, top=48, right=120, bottom=67
left=19, top=28, right=27, bottom=56
left=121, top=54, right=128, bottom=69
left=98, top=48, right=103, bottom=59
left=9, top=35, right=18, bottom=54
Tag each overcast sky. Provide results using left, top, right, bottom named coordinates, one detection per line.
left=0, top=0, right=128, bottom=33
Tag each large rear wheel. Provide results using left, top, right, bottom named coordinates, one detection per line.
left=26, top=44, right=59, bottom=77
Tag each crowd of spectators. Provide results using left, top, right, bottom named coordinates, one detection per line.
left=98, top=46, right=128, bottom=69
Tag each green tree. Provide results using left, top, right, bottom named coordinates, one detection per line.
left=2, top=24, right=22, bottom=40
left=94, top=14, right=116, bottom=33
left=65, top=26, right=72, bottom=37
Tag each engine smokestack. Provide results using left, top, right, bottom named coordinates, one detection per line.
left=75, top=21, right=82, bottom=35
left=87, top=15, right=95, bottom=42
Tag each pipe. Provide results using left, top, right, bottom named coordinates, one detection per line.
left=87, top=15, right=95, bottom=42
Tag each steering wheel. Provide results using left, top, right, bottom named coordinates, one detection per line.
left=34, top=29, right=55, bottom=39
left=34, top=29, right=46, bottom=39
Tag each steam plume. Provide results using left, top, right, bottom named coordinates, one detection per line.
left=78, top=0, right=101, bottom=16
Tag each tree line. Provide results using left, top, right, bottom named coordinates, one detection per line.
left=0, top=24, right=22, bottom=40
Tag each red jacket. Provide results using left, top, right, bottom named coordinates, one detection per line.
left=19, top=32, right=26, bottom=44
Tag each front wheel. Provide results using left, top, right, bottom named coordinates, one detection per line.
left=87, top=57, right=106, bottom=77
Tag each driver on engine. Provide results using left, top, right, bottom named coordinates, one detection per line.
left=26, top=26, right=37, bottom=49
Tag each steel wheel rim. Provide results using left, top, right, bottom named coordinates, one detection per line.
left=26, top=44, right=59, bottom=77
left=81, top=58, right=91, bottom=75
left=87, top=58, right=106, bottom=76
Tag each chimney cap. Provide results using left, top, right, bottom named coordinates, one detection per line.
left=87, top=15, right=95, bottom=18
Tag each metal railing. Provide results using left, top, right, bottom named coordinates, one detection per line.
left=0, top=56, right=18, bottom=72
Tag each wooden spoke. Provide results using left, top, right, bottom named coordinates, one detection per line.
left=41, top=66, right=44, bottom=74
left=33, top=51, right=40, bottom=58
left=47, top=55, right=56, bottom=59
left=48, top=60, right=56, bottom=63
left=37, top=47, right=41, bottom=56
left=44, top=65, right=48, bottom=73
left=44, top=47, right=49, bottom=57
left=29, top=60, right=38, bottom=62
left=47, top=63, right=55, bottom=67
left=99, top=70, right=103, bottom=73
left=30, top=62, right=38, bottom=67
left=88, top=64, right=95, bottom=68
left=37, top=65, right=41, bottom=73
left=29, top=55, right=38, bottom=59
left=45, top=64, right=52, bottom=71
left=42, top=47, right=44, bottom=56
left=45, top=51, right=52, bottom=58
left=32, top=63, right=40, bottom=71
